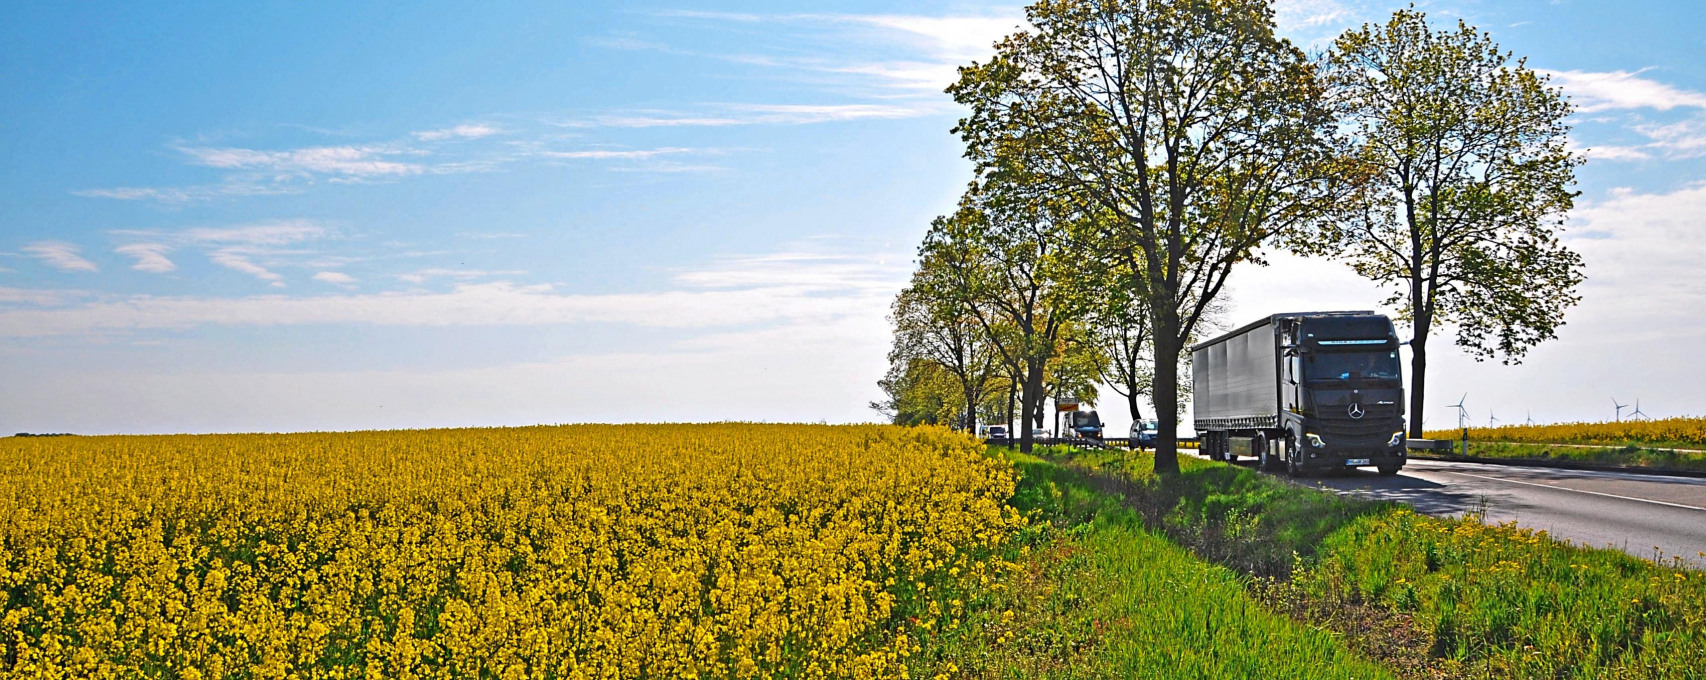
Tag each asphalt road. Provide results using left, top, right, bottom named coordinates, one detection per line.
left=1285, top=458, right=1706, bottom=569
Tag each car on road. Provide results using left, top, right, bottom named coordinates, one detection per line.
left=982, top=425, right=1009, bottom=440
left=1130, top=420, right=1159, bottom=450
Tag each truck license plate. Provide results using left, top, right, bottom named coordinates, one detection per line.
left=1345, top=458, right=1370, bottom=466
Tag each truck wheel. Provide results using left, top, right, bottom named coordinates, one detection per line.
left=1207, top=433, right=1225, bottom=462
left=1285, top=434, right=1304, bottom=477
left=1377, top=463, right=1402, bottom=476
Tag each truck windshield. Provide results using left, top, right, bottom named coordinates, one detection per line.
left=1305, top=350, right=1400, bottom=384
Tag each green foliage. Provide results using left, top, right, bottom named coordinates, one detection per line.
left=923, top=451, right=1393, bottom=678
left=1034, top=447, right=1706, bottom=679
left=878, top=278, right=1006, bottom=431
left=949, top=0, right=1346, bottom=473
left=1294, top=510, right=1706, bottom=678
left=1319, top=8, right=1585, bottom=436
left=872, top=357, right=965, bottom=426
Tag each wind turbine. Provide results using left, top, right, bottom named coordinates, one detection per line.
left=1448, top=394, right=1471, bottom=456
left=1488, top=409, right=1500, bottom=428
left=1612, top=397, right=1628, bottom=422
left=1526, top=410, right=1535, bottom=426
left=1630, top=399, right=1649, bottom=421
left=1450, top=394, right=1469, bottom=430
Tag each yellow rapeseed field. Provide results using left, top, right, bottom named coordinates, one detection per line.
left=0, top=424, right=1021, bottom=679
left=1424, top=415, right=1706, bottom=448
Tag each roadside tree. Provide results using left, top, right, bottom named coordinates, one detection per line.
left=881, top=278, right=1004, bottom=433
left=917, top=181, right=1084, bottom=453
left=950, top=0, right=1345, bottom=473
left=1321, top=9, right=1585, bottom=438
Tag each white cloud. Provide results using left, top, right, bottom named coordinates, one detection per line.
left=413, top=124, right=499, bottom=141
left=833, top=14, right=1025, bottom=61
left=208, top=250, right=285, bottom=287
left=23, top=241, right=99, bottom=273
left=397, top=268, right=527, bottom=284
left=1272, top=0, right=1354, bottom=29
left=1541, top=69, right=1706, bottom=113
left=542, top=147, right=695, bottom=159
left=1566, top=182, right=1706, bottom=327
left=456, top=232, right=527, bottom=240
left=115, top=243, right=176, bottom=273
left=0, top=251, right=904, bottom=337
left=0, top=287, right=79, bottom=306
left=312, top=271, right=357, bottom=287
left=1631, top=118, right=1706, bottom=159
left=1573, top=143, right=1653, bottom=161
left=181, top=221, right=326, bottom=246
left=587, top=103, right=931, bottom=128
left=179, top=145, right=422, bottom=177
left=72, top=180, right=296, bottom=204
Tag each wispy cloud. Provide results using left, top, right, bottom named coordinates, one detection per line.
left=397, top=268, right=527, bottom=284
left=180, top=221, right=327, bottom=246
left=412, top=124, right=500, bottom=141
left=179, top=145, right=424, bottom=177
left=456, top=232, right=527, bottom=240
left=0, top=250, right=906, bottom=337
left=0, top=287, right=81, bottom=306
left=115, top=243, right=176, bottom=273
left=72, top=181, right=298, bottom=204
left=582, top=103, right=933, bottom=128
left=542, top=147, right=696, bottom=159
left=1631, top=118, right=1706, bottom=159
left=1542, top=69, right=1706, bottom=113
left=23, top=242, right=99, bottom=273
left=312, top=271, right=357, bottom=287
left=1272, top=0, right=1355, bottom=30
left=209, top=250, right=285, bottom=287
left=636, top=10, right=1024, bottom=94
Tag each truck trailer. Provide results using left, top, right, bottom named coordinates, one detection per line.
left=1192, top=311, right=1407, bottom=476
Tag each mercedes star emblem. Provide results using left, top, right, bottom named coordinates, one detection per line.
left=1347, top=403, right=1365, bottom=419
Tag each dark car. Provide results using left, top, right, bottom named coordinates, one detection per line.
left=1130, top=420, right=1159, bottom=450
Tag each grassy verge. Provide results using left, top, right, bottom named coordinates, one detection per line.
left=1431, top=440, right=1706, bottom=472
left=917, top=449, right=1392, bottom=679
left=1015, top=447, right=1706, bottom=679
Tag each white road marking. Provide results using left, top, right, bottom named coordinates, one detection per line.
left=1431, top=468, right=1706, bottom=512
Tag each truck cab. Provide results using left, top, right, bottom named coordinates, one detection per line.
left=1066, top=410, right=1104, bottom=439
left=1194, top=312, right=1407, bottom=476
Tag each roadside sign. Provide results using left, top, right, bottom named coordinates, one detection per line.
left=1056, top=399, right=1079, bottom=412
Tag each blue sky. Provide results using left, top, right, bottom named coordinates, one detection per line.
left=3, top=0, right=1705, bottom=434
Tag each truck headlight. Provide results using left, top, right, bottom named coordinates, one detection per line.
left=1306, top=433, right=1325, bottom=448
left=1388, top=432, right=1405, bottom=447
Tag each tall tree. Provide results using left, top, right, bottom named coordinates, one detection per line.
left=917, top=180, right=1081, bottom=453
left=884, top=278, right=1003, bottom=432
left=869, top=358, right=960, bottom=426
left=1321, top=9, right=1584, bottom=438
left=950, top=0, right=1344, bottom=473
left=1086, top=257, right=1154, bottom=425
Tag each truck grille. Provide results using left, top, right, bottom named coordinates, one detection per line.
left=1312, top=403, right=1400, bottom=444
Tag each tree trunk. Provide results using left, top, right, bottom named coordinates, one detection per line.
left=1409, top=325, right=1430, bottom=438
left=1006, top=376, right=1016, bottom=448
left=1019, top=361, right=1044, bottom=453
left=964, top=385, right=978, bottom=435
left=1127, top=388, right=1143, bottom=423
left=1152, top=334, right=1181, bottom=475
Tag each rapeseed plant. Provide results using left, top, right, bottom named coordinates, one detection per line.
left=0, top=424, right=1022, bottom=678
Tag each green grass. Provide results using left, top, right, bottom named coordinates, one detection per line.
left=1015, top=447, right=1706, bottom=679
left=917, top=450, right=1392, bottom=679
left=1440, top=440, right=1706, bottom=472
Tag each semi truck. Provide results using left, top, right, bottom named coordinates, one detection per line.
left=1192, top=311, right=1407, bottom=476
left=1065, top=410, right=1103, bottom=439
